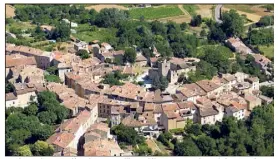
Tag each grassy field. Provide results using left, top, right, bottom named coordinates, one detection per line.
left=146, top=139, right=161, bottom=153
left=129, top=5, right=183, bottom=20
left=224, top=5, right=256, bottom=13
left=155, top=140, right=169, bottom=153
left=72, top=24, right=118, bottom=42
left=30, top=41, right=56, bottom=51
left=183, top=5, right=199, bottom=16
left=6, top=20, right=36, bottom=32
left=196, top=45, right=234, bottom=58
left=259, top=45, right=274, bottom=59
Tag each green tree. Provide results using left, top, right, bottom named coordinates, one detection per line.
left=32, top=124, right=54, bottom=141
left=180, top=22, right=188, bottom=30
left=200, top=29, right=207, bottom=37
left=157, top=133, right=170, bottom=147
left=134, top=143, right=152, bottom=156
left=221, top=9, right=244, bottom=37
left=123, top=48, right=136, bottom=63
left=49, top=21, right=70, bottom=41
left=111, top=124, right=145, bottom=146
left=260, top=86, right=274, bottom=98
left=174, top=138, right=202, bottom=156
left=95, top=8, right=129, bottom=28
left=186, top=61, right=217, bottom=83
left=152, top=76, right=169, bottom=91
left=248, top=28, right=274, bottom=45
left=195, top=135, right=218, bottom=155
left=15, top=145, right=32, bottom=156
left=190, top=15, right=202, bottom=27
left=207, top=23, right=227, bottom=42
left=6, top=81, right=15, bottom=93
left=31, top=140, right=54, bottom=156
left=37, top=91, right=56, bottom=106
left=76, top=49, right=90, bottom=59
left=46, top=66, right=58, bottom=75
left=9, top=129, right=31, bottom=145
left=186, top=123, right=203, bottom=136
left=265, top=4, right=274, bottom=12
left=6, top=107, right=24, bottom=118
left=23, top=103, right=38, bottom=116
left=257, top=16, right=274, bottom=27
left=38, top=111, right=57, bottom=124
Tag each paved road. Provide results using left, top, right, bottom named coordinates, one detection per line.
left=215, top=4, right=223, bottom=23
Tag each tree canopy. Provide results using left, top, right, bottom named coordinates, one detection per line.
left=123, top=48, right=137, bottom=64
left=152, top=76, right=169, bottom=91
left=260, top=86, right=274, bottom=98
left=101, top=70, right=128, bottom=86
left=111, top=124, right=145, bottom=146
left=173, top=103, right=274, bottom=156
left=221, top=9, right=245, bottom=37
left=6, top=90, right=69, bottom=156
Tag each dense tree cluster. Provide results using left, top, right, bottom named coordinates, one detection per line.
left=95, top=8, right=129, bottom=28
left=260, top=86, right=274, bottom=98
left=257, top=16, right=274, bottom=27
left=173, top=103, right=274, bottom=156
left=247, top=28, right=274, bottom=45
left=111, top=124, right=145, bottom=146
left=76, top=49, right=90, bottom=59
left=208, top=9, right=244, bottom=42
left=37, top=91, right=69, bottom=124
left=235, top=54, right=270, bottom=82
left=157, top=132, right=174, bottom=148
left=15, top=5, right=97, bottom=25
left=123, top=48, right=137, bottom=63
left=152, top=76, right=169, bottom=91
left=186, top=60, right=217, bottom=83
left=47, top=21, right=71, bottom=42
left=6, top=91, right=70, bottom=156
left=101, top=70, right=128, bottom=86
left=197, top=45, right=232, bottom=73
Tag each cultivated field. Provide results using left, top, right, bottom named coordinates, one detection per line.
left=222, top=4, right=274, bottom=23
left=129, top=5, right=183, bottom=20
left=6, top=5, right=15, bottom=18
left=224, top=4, right=274, bottom=16
left=183, top=4, right=199, bottom=16
left=196, top=5, right=214, bottom=19
left=85, top=4, right=128, bottom=12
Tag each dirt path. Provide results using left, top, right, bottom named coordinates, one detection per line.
left=146, top=138, right=161, bottom=153
left=178, top=5, right=191, bottom=16
left=85, top=5, right=128, bottom=12
left=155, top=15, right=191, bottom=24
left=6, top=5, right=15, bottom=18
